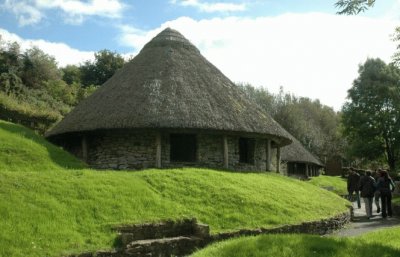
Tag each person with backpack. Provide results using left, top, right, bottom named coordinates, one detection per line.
left=359, top=170, right=376, bottom=219
left=376, top=170, right=396, bottom=218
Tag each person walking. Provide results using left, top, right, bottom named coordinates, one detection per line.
left=373, top=170, right=381, bottom=213
left=347, top=168, right=361, bottom=208
left=376, top=170, right=396, bottom=218
left=359, top=170, right=375, bottom=219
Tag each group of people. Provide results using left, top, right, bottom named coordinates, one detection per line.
left=347, top=168, right=397, bottom=219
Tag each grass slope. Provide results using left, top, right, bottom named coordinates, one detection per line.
left=308, top=175, right=348, bottom=196
left=0, top=120, right=84, bottom=171
left=0, top=120, right=349, bottom=257
left=191, top=226, right=400, bottom=257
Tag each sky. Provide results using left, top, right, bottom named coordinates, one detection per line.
left=0, top=0, right=399, bottom=111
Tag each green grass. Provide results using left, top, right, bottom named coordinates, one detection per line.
left=191, top=226, right=400, bottom=257
left=308, top=175, right=347, bottom=196
left=0, top=120, right=85, bottom=171
left=393, top=195, right=400, bottom=204
left=0, top=120, right=350, bottom=257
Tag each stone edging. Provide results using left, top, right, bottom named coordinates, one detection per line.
left=210, top=211, right=351, bottom=242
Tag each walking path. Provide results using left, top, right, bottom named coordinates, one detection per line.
left=332, top=200, right=400, bottom=237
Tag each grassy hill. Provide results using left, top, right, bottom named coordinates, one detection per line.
left=190, top=226, right=400, bottom=257
left=0, top=120, right=349, bottom=257
left=308, top=175, right=348, bottom=196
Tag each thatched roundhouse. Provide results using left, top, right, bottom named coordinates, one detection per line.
left=47, top=28, right=292, bottom=171
left=280, top=135, right=323, bottom=178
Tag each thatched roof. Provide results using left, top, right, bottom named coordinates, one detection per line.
left=281, top=135, right=324, bottom=166
left=46, top=28, right=291, bottom=146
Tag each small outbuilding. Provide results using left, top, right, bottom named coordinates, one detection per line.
left=46, top=28, right=292, bottom=171
left=280, top=135, right=323, bottom=178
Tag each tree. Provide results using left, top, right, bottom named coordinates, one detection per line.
left=335, top=0, right=376, bottom=15
left=80, top=49, right=125, bottom=87
left=21, top=47, right=61, bottom=89
left=335, top=0, right=400, bottom=67
left=61, top=65, right=81, bottom=85
left=341, top=58, right=400, bottom=171
left=238, top=84, right=344, bottom=160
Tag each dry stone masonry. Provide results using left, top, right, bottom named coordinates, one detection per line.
left=68, top=211, right=351, bottom=257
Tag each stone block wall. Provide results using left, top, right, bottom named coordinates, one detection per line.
left=67, top=130, right=279, bottom=172
left=88, top=131, right=157, bottom=170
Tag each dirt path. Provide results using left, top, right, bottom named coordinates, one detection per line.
left=331, top=200, right=400, bottom=237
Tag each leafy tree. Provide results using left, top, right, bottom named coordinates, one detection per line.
left=61, top=65, right=81, bottom=85
left=0, top=40, right=24, bottom=95
left=335, top=0, right=376, bottom=15
left=21, top=47, right=61, bottom=89
left=341, top=58, right=400, bottom=171
left=238, top=84, right=344, bottom=160
left=80, top=49, right=125, bottom=87
left=393, top=27, right=400, bottom=66
left=335, top=0, right=400, bottom=68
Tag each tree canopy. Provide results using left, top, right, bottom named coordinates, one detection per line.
left=341, top=58, right=400, bottom=171
left=0, top=39, right=123, bottom=132
left=238, top=84, right=343, bottom=161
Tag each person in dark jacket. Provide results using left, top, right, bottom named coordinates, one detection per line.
left=347, top=168, right=361, bottom=208
left=376, top=170, right=396, bottom=218
left=359, top=170, right=376, bottom=218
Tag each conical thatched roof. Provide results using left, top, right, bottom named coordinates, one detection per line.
left=281, top=135, right=323, bottom=166
left=46, top=28, right=291, bottom=146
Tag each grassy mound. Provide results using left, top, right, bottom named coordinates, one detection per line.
left=308, top=175, right=347, bottom=196
left=0, top=120, right=85, bottom=171
left=191, top=226, right=400, bottom=257
left=0, top=120, right=350, bottom=257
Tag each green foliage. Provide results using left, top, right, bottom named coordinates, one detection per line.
left=0, top=39, right=101, bottom=131
left=393, top=26, right=400, bottom=67
left=61, top=64, right=81, bottom=85
left=238, top=84, right=344, bottom=160
left=0, top=120, right=349, bottom=257
left=341, top=58, right=400, bottom=171
left=308, top=175, right=348, bottom=195
left=21, top=47, right=61, bottom=89
left=335, top=0, right=376, bottom=15
left=80, top=49, right=125, bottom=87
left=190, top=227, right=400, bottom=257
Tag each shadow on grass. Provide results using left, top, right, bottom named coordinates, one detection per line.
left=0, top=121, right=85, bottom=170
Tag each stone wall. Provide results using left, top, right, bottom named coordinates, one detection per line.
left=66, top=130, right=279, bottom=172
left=88, top=131, right=157, bottom=170
left=68, top=211, right=351, bottom=257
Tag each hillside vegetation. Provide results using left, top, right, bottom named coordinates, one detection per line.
left=191, top=226, right=400, bottom=257
left=0, top=120, right=349, bottom=257
left=308, top=175, right=348, bottom=196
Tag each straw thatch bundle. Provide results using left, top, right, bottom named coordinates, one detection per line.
left=46, top=28, right=291, bottom=146
left=281, top=135, right=323, bottom=167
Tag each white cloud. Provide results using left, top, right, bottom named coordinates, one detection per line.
left=118, top=13, right=397, bottom=110
left=0, top=28, right=94, bottom=66
left=2, top=0, right=125, bottom=26
left=172, top=0, right=246, bottom=13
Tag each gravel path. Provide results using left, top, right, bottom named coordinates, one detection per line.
left=331, top=200, right=400, bottom=237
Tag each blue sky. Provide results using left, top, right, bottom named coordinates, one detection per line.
left=0, top=0, right=399, bottom=110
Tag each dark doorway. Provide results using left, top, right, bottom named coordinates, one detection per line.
left=170, top=134, right=197, bottom=162
left=239, top=137, right=255, bottom=164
